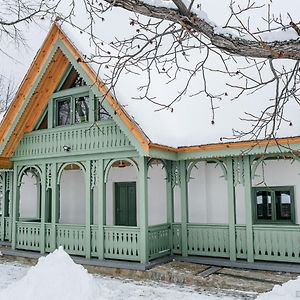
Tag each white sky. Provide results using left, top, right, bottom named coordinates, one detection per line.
left=1, top=0, right=300, bottom=147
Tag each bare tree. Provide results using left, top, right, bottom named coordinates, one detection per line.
left=0, top=76, right=16, bottom=113
left=2, top=0, right=300, bottom=141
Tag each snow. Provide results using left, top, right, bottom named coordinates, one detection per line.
left=256, top=276, right=300, bottom=300
left=0, top=247, right=299, bottom=300
left=2, top=1, right=300, bottom=148
left=0, top=248, right=237, bottom=300
left=0, top=247, right=102, bottom=300
left=59, top=20, right=300, bottom=147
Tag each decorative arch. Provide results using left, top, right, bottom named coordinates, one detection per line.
left=17, top=166, right=42, bottom=187
left=187, top=159, right=227, bottom=182
left=251, top=154, right=300, bottom=180
left=147, top=158, right=168, bottom=179
left=57, top=162, right=86, bottom=184
left=104, top=158, right=139, bottom=183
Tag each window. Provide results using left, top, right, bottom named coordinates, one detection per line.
left=55, top=94, right=89, bottom=126
left=253, top=186, right=295, bottom=223
left=57, top=98, right=71, bottom=126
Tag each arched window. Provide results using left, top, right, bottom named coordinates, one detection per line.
left=19, top=167, right=41, bottom=221
left=59, top=163, right=86, bottom=224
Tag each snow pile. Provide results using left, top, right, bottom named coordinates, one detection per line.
left=256, top=276, right=300, bottom=300
left=0, top=247, right=110, bottom=300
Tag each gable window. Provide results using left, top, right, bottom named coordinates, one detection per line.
left=57, top=98, right=71, bottom=126
left=253, top=186, right=295, bottom=223
left=55, top=94, right=89, bottom=126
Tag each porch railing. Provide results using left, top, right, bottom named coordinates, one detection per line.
left=16, top=222, right=41, bottom=251
left=187, top=224, right=230, bottom=257
left=148, top=223, right=171, bottom=260
left=104, top=226, right=140, bottom=261
left=90, top=225, right=98, bottom=257
left=14, top=121, right=133, bottom=159
left=172, top=223, right=182, bottom=254
left=235, top=225, right=247, bottom=259
left=56, top=224, right=85, bottom=256
left=253, top=225, right=300, bottom=262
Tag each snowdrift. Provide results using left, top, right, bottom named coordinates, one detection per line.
left=256, top=276, right=300, bottom=300
left=0, top=247, right=110, bottom=300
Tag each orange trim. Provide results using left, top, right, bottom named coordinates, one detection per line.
left=0, top=25, right=60, bottom=145
left=148, top=136, right=300, bottom=154
left=1, top=23, right=300, bottom=161
left=2, top=49, right=69, bottom=157
left=0, top=158, right=12, bottom=169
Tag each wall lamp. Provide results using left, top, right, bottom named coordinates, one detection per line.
left=63, top=145, right=71, bottom=152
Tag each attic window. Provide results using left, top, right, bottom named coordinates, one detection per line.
left=56, top=95, right=89, bottom=126
left=59, top=67, right=87, bottom=91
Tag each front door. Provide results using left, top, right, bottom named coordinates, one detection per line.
left=115, top=182, right=137, bottom=226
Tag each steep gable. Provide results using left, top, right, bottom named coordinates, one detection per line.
left=0, top=24, right=151, bottom=167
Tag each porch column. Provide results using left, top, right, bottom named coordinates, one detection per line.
left=51, top=163, right=58, bottom=251
left=226, top=157, right=236, bottom=261
left=40, top=164, right=46, bottom=254
left=7, top=171, right=13, bottom=241
left=179, top=160, right=188, bottom=257
left=166, top=161, right=174, bottom=254
left=98, top=159, right=105, bottom=260
left=85, top=160, right=93, bottom=259
left=0, top=172, right=6, bottom=241
left=244, top=156, right=254, bottom=262
left=11, top=165, right=19, bottom=250
left=138, top=156, right=148, bottom=264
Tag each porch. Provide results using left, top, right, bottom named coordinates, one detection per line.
left=1, top=152, right=300, bottom=265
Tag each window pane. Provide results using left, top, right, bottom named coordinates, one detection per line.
left=57, top=99, right=71, bottom=126
left=75, top=96, right=89, bottom=123
left=256, top=191, right=272, bottom=220
left=276, top=191, right=292, bottom=220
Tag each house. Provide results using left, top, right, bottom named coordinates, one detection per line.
left=0, top=22, right=300, bottom=266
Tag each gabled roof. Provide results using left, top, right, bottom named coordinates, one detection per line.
left=0, top=23, right=151, bottom=167
left=1, top=22, right=300, bottom=168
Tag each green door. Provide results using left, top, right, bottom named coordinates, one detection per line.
left=115, top=182, right=137, bottom=226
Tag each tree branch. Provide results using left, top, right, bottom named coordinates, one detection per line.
left=103, top=0, right=300, bottom=60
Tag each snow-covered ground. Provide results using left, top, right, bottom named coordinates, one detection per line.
left=0, top=248, right=298, bottom=300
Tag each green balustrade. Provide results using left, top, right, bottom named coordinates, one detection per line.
left=45, top=223, right=52, bottom=252
left=104, top=226, right=140, bottom=261
left=4, top=217, right=11, bottom=241
left=172, top=223, right=182, bottom=254
left=187, top=224, right=230, bottom=257
left=148, top=223, right=171, bottom=260
left=253, top=225, right=300, bottom=262
left=91, top=225, right=98, bottom=257
left=16, top=222, right=41, bottom=251
left=14, top=121, right=133, bottom=159
left=56, top=224, right=85, bottom=256
left=235, top=225, right=247, bottom=259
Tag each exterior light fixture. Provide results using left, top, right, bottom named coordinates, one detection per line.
left=63, top=145, right=71, bottom=152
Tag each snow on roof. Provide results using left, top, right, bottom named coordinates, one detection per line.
left=60, top=21, right=300, bottom=148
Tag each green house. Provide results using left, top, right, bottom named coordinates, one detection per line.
left=1, top=23, right=300, bottom=266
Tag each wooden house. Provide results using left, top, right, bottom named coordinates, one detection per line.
left=1, top=23, right=300, bottom=265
